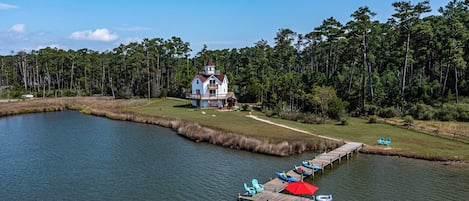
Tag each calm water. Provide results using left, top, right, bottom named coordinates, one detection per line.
left=0, top=111, right=468, bottom=200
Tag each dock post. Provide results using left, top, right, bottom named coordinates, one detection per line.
left=330, top=158, right=333, bottom=169
left=339, top=154, right=341, bottom=163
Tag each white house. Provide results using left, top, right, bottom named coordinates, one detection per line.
left=186, top=60, right=236, bottom=108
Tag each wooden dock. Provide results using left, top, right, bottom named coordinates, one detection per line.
left=238, top=142, right=363, bottom=201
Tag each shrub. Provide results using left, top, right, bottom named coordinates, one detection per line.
left=339, top=117, right=349, bottom=125
left=409, top=103, right=435, bottom=120
left=241, top=104, right=250, bottom=111
left=364, top=104, right=379, bottom=116
left=455, top=104, right=469, bottom=121
left=404, top=115, right=414, bottom=124
left=265, top=109, right=275, bottom=117
left=279, top=111, right=298, bottom=121
left=63, top=89, right=77, bottom=97
left=303, top=114, right=326, bottom=124
left=437, top=104, right=458, bottom=121
left=368, top=115, right=378, bottom=123
left=378, top=106, right=400, bottom=118
left=328, top=97, right=348, bottom=120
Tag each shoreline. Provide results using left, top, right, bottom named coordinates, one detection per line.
left=0, top=97, right=466, bottom=163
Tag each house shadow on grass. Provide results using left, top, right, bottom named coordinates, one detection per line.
left=173, top=103, right=195, bottom=108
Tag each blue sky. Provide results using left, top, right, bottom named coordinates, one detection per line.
left=1, top=0, right=448, bottom=56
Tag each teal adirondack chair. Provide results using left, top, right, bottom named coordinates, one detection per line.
left=251, top=179, right=264, bottom=192
left=377, top=137, right=385, bottom=145
left=243, top=183, right=256, bottom=196
left=384, top=137, right=391, bottom=146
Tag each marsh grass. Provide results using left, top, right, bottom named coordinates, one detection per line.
left=130, top=98, right=469, bottom=160
left=252, top=113, right=469, bottom=161
left=130, top=98, right=323, bottom=142
left=2, top=97, right=467, bottom=160
left=0, top=97, right=339, bottom=156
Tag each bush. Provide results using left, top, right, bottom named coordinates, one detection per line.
left=455, top=104, right=469, bottom=121
left=241, top=104, right=250, bottom=111
left=437, top=104, right=458, bottom=121
left=279, top=111, right=298, bottom=121
left=368, top=115, right=378, bottom=123
left=409, top=103, right=435, bottom=120
left=302, top=114, right=326, bottom=124
left=265, top=109, right=276, bottom=117
left=339, top=117, right=349, bottom=125
left=328, top=97, right=348, bottom=120
left=364, top=104, right=379, bottom=116
left=378, top=106, right=399, bottom=118
left=404, top=115, right=414, bottom=124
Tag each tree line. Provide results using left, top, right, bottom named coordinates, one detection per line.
left=1, top=0, right=469, bottom=121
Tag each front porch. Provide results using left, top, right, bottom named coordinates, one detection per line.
left=185, top=92, right=236, bottom=108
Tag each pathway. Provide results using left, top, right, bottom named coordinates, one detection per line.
left=246, top=114, right=342, bottom=142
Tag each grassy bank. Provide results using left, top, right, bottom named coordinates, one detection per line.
left=2, top=97, right=467, bottom=161
left=0, top=97, right=339, bottom=156
left=129, top=98, right=323, bottom=142
left=242, top=113, right=469, bottom=161
left=129, top=98, right=469, bottom=161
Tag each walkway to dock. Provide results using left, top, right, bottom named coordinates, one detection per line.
left=238, top=142, right=363, bottom=201
left=247, top=115, right=342, bottom=142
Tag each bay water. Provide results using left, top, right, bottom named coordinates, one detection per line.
left=1, top=111, right=468, bottom=200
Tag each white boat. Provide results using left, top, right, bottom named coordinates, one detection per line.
left=316, top=194, right=333, bottom=201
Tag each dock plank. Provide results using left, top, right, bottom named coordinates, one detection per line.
left=238, top=142, right=363, bottom=201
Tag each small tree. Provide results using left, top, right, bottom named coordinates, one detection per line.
left=241, top=104, right=250, bottom=111
left=312, top=85, right=338, bottom=118
left=368, top=115, right=378, bottom=123
left=404, top=115, right=414, bottom=125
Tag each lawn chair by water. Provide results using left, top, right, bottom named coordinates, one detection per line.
left=251, top=179, right=264, bottom=192
left=243, top=183, right=256, bottom=196
left=384, top=137, right=391, bottom=146
left=377, top=137, right=385, bottom=145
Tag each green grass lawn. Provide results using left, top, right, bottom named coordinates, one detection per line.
left=129, top=98, right=322, bottom=142
left=254, top=113, right=469, bottom=160
left=130, top=98, right=469, bottom=160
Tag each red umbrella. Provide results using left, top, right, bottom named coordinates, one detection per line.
left=284, top=181, right=319, bottom=195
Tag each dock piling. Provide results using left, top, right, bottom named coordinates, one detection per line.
left=237, top=142, right=363, bottom=201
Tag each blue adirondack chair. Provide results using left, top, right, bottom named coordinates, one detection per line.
left=377, top=137, right=385, bottom=145
left=243, top=183, right=256, bottom=196
left=251, top=179, right=264, bottom=192
left=384, top=137, right=391, bottom=146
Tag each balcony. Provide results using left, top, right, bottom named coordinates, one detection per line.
left=208, top=84, right=218, bottom=90
left=186, top=93, right=229, bottom=100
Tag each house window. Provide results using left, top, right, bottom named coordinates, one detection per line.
left=209, top=90, right=216, bottom=97
left=196, top=89, right=200, bottom=94
left=196, top=80, right=199, bottom=84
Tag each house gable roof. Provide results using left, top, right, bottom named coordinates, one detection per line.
left=206, top=59, right=215, bottom=66
left=193, top=74, right=225, bottom=83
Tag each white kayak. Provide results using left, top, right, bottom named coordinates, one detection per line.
left=316, top=194, right=333, bottom=201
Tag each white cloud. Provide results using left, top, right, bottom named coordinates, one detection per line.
left=8, top=24, right=25, bottom=33
left=0, top=3, right=17, bottom=9
left=70, top=28, right=118, bottom=42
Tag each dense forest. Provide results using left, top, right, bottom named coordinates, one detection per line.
left=1, top=1, right=469, bottom=121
